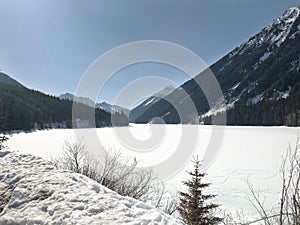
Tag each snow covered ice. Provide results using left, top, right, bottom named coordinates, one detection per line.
left=0, top=150, right=184, bottom=225
left=6, top=124, right=300, bottom=220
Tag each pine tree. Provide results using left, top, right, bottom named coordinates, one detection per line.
left=178, top=156, right=222, bottom=225
left=0, top=99, right=8, bottom=150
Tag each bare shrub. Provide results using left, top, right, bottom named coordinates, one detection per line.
left=53, top=139, right=178, bottom=215
left=53, top=139, right=85, bottom=173
left=219, top=209, right=248, bottom=225
left=246, top=137, right=300, bottom=225
left=144, top=183, right=179, bottom=216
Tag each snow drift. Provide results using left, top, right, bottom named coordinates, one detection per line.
left=0, top=150, right=183, bottom=225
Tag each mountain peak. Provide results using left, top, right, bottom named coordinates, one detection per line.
left=230, top=6, right=299, bottom=58
left=96, top=102, right=130, bottom=116
left=134, top=7, right=300, bottom=126
left=59, top=92, right=74, bottom=100
left=283, top=6, right=300, bottom=19
left=59, top=93, right=95, bottom=107
left=129, top=84, right=176, bottom=122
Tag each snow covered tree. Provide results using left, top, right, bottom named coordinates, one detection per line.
left=178, top=156, right=222, bottom=225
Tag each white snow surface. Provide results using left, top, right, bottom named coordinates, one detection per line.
left=6, top=125, right=300, bottom=220
left=144, top=97, right=156, bottom=106
left=230, top=82, right=240, bottom=90
left=0, top=150, right=184, bottom=225
left=259, top=52, right=272, bottom=62
left=250, top=93, right=264, bottom=104
left=277, top=86, right=292, bottom=99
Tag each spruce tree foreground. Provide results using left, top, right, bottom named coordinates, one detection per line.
left=178, top=156, right=222, bottom=225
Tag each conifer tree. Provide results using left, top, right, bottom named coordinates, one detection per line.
left=178, top=156, right=222, bottom=225
left=0, top=99, right=8, bottom=150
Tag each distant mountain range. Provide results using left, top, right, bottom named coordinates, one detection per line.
left=59, top=93, right=130, bottom=117
left=96, top=102, right=130, bottom=117
left=59, top=84, right=177, bottom=123
left=134, top=7, right=300, bottom=126
left=59, top=93, right=95, bottom=108
left=0, top=75, right=111, bottom=131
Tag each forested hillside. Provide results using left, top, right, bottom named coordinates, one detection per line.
left=0, top=81, right=111, bottom=131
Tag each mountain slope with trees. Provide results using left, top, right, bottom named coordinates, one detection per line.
left=0, top=74, right=111, bottom=131
left=129, top=85, right=175, bottom=122
left=0, top=72, right=24, bottom=87
left=135, top=7, right=300, bottom=126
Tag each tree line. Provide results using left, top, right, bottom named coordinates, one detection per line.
left=202, top=91, right=300, bottom=127
left=0, top=83, right=112, bottom=131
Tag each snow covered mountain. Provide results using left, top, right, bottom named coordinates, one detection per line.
left=96, top=102, right=130, bottom=117
left=59, top=92, right=95, bottom=108
left=129, top=85, right=176, bottom=122
left=135, top=7, right=300, bottom=126
left=0, top=150, right=184, bottom=225
left=59, top=93, right=130, bottom=116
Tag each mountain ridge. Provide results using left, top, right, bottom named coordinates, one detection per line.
left=0, top=73, right=111, bottom=131
left=0, top=72, right=24, bottom=87
left=134, top=6, right=300, bottom=126
left=129, top=84, right=176, bottom=122
left=59, top=93, right=130, bottom=116
left=59, top=92, right=95, bottom=108
left=96, top=102, right=130, bottom=117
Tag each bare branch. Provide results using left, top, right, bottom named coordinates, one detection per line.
left=52, top=139, right=176, bottom=216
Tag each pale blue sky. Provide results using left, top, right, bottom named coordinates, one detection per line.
left=0, top=0, right=298, bottom=108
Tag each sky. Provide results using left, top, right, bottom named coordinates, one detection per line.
left=0, top=0, right=298, bottom=109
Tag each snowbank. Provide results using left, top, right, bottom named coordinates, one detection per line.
left=0, top=150, right=184, bottom=225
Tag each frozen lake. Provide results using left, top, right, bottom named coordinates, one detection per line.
left=6, top=124, right=300, bottom=220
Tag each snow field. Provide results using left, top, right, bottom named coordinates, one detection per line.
left=0, top=150, right=184, bottom=225
left=6, top=125, right=300, bottom=219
